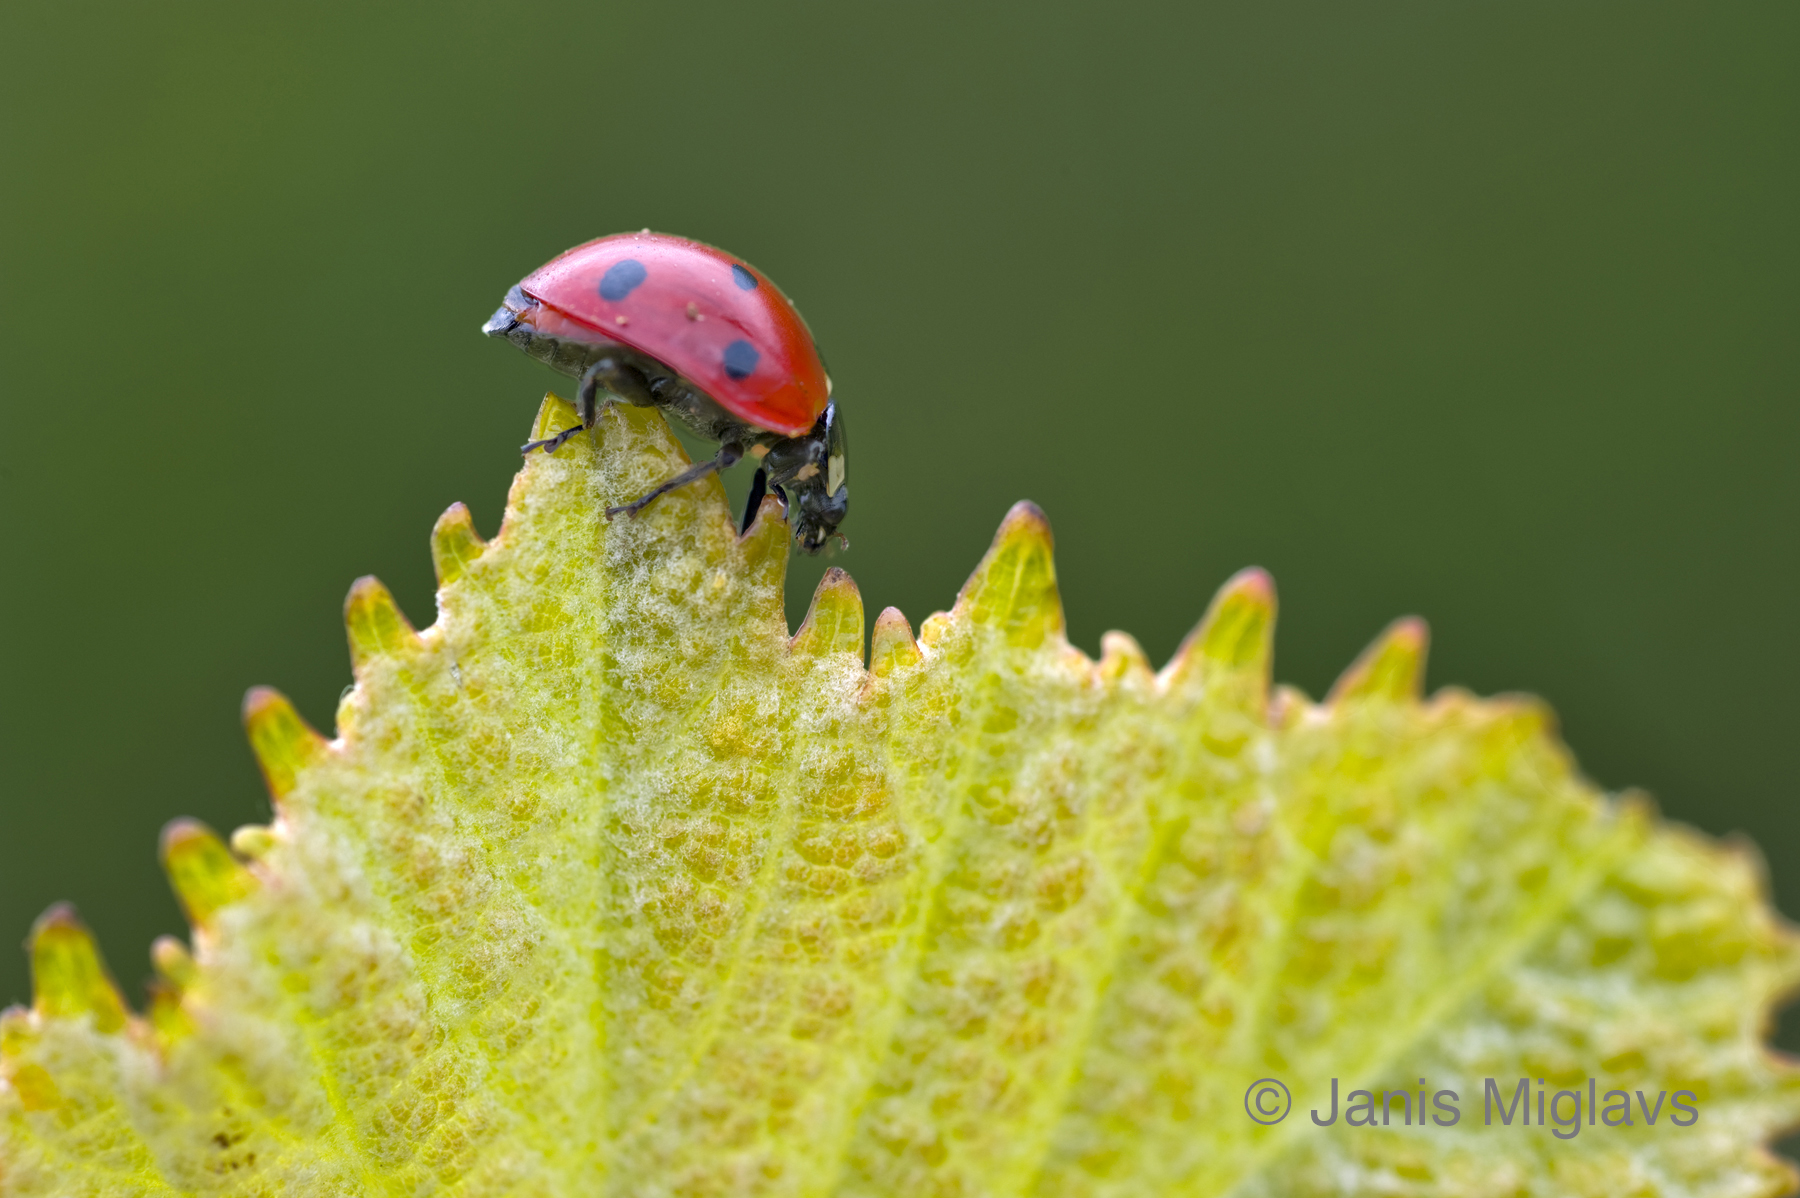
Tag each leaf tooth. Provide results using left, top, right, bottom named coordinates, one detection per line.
left=29, top=904, right=128, bottom=1033
left=150, top=936, right=198, bottom=990
left=1099, top=631, right=1154, bottom=684
left=738, top=494, right=792, bottom=583
left=431, top=502, right=487, bottom=586
left=229, top=824, right=279, bottom=859
left=869, top=606, right=922, bottom=678
left=1270, top=683, right=1316, bottom=729
left=344, top=575, right=422, bottom=670
left=1163, top=567, right=1276, bottom=691
left=1329, top=616, right=1430, bottom=706
left=160, top=819, right=257, bottom=930
left=791, top=567, right=866, bottom=659
left=144, top=980, right=193, bottom=1044
left=527, top=391, right=589, bottom=454
left=146, top=938, right=198, bottom=1044
left=956, top=500, right=1064, bottom=648
left=242, top=686, right=326, bottom=801
left=918, top=610, right=953, bottom=648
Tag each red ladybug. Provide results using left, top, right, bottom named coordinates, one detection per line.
left=482, top=231, right=847, bottom=552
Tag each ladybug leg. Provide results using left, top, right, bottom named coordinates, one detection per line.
left=520, top=424, right=589, bottom=456
left=606, top=443, right=745, bottom=521
left=521, top=357, right=656, bottom=455
left=578, top=356, right=657, bottom=419
left=740, top=467, right=769, bottom=534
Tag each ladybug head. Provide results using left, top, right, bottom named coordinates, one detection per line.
left=768, top=402, right=848, bottom=555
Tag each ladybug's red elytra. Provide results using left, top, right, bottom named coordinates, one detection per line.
left=482, top=231, right=847, bottom=553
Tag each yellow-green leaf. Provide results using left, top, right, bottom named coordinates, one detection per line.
left=3, top=394, right=1796, bottom=1196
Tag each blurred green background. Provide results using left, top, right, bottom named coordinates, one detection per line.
left=1, top=0, right=1795, bottom=1045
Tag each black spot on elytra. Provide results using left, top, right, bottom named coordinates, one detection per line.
left=731, top=263, right=758, bottom=291
left=723, top=339, right=760, bottom=380
left=599, top=259, right=647, bottom=301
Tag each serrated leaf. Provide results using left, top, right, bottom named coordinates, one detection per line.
left=3, top=395, right=1797, bottom=1197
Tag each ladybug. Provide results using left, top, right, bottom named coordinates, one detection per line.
left=481, top=231, right=848, bottom=553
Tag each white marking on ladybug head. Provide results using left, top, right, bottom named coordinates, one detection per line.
left=827, top=450, right=845, bottom=496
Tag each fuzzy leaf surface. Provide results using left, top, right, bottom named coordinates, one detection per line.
left=3, top=397, right=1797, bottom=1197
